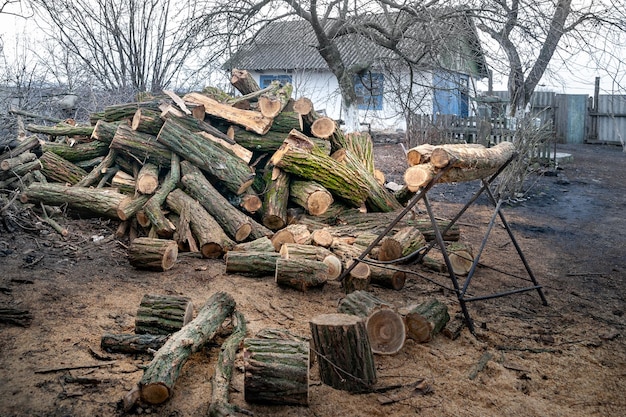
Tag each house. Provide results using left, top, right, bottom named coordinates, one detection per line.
left=224, top=11, right=489, bottom=131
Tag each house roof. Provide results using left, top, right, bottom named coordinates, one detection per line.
left=225, top=11, right=489, bottom=78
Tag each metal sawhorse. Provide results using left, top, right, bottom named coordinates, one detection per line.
left=338, top=156, right=548, bottom=334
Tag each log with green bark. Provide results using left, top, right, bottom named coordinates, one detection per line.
left=104, top=100, right=163, bottom=122
left=74, top=149, right=118, bottom=187
left=275, top=258, right=328, bottom=291
left=100, top=333, right=170, bottom=354
left=39, top=139, right=109, bottom=163
left=128, top=238, right=178, bottom=271
left=289, top=180, right=334, bottom=216
left=166, top=189, right=235, bottom=258
left=135, top=294, right=194, bottom=335
left=230, top=127, right=290, bottom=153
left=0, top=151, right=37, bottom=171
left=26, top=123, right=94, bottom=137
left=110, top=124, right=172, bottom=167
left=128, top=292, right=236, bottom=407
left=262, top=167, right=290, bottom=230
left=402, top=298, right=450, bottom=343
left=369, top=265, right=406, bottom=290
left=90, top=120, right=126, bottom=144
left=39, top=151, right=87, bottom=184
left=131, top=108, right=164, bottom=135
left=230, top=68, right=260, bottom=95
left=21, top=183, right=127, bottom=219
left=143, top=154, right=180, bottom=237
left=243, top=336, right=309, bottom=406
left=232, top=236, right=275, bottom=253
left=0, top=135, right=39, bottom=163
left=117, top=193, right=150, bottom=221
left=157, top=118, right=256, bottom=195
left=224, top=251, right=280, bottom=277
left=180, top=160, right=270, bottom=241
left=309, top=313, right=377, bottom=393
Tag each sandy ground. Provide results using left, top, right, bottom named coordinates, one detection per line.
left=0, top=142, right=624, bottom=417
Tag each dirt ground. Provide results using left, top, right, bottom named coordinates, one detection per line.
left=1, top=142, right=625, bottom=417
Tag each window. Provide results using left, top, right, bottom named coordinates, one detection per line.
left=354, top=73, right=383, bottom=110
left=259, top=74, right=292, bottom=88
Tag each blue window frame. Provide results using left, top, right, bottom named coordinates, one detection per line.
left=259, top=74, right=292, bottom=88
left=354, top=73, right=383, bottom=110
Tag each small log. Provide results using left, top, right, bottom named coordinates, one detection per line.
left=0, top=135, right=39, bottom=163
left=110, top=170, right=135, bottom=193
left=279, top=242, right=333, bottom=261
left=1, top=151, right=37, bottom=171
left=378, top=238, right=403, bottom=262
left=270, top=224, right=311, bottom=251
left=104, top=101, right=162, bottom=122
left=230, top=68, right=261, bottom=95
left=323, top=254, right=343, bottom=280
left=183, top=92, right=273, bottom=135
left=26, top=123, right=94, bottom=137
left=143, top=154, right=180, bottom=237
left=369, top=265, right=406, bottom=290
left=447, top=242, right=474, bottom=276
left=166, top=189, right=234, bottom=258
left=230, top=127, right=290, bottom=153
left=232, top=236, right=275, bottom=252
left=39, top=151, right=87, bottom=184
left=208, top=311, right=248, bottom=417
left=392, top=226, right=427, bottom=259
left=135, top=294, right=194, bottom=335
left=262, top=167, right=290, bottom=230
left=338, top=290, right=406, bottom=355
left=309, top=313, right=377, bottom=392
left=100, top=333, right=169, bottom=354
left=275, top=258, right=328, bottom=291
left=289, top=180, right=334, bottom=216
left=406, top=143, right=436, bottom=166
left=310, top=116, right=337, bottom=139
left=91, top=120, right=126, bottom=144
left=162, top=90, right=192, bottom=115
left=258, top=81, right=293, bottom=118
left=196, top=131, right=253, bottom=164
left=443, top=313, right=466, bottom=340
left=131, top=108, right=164, bottom=136
left=134, top=292, right=236, bottom=406
left=40, top=139, right=110, bottom=163
left=75, top=149, right=118, bottom=187
left=243, top=337, right=309, bottom=406
left=135, top=162, right=159, bottom=194
left=430, top=141, right=515, bottom=169
left=224, top=251, right=280, bottom=277
left=403, top=298, right=450, bottom=343
left=311, top=229, right=334, bottom=248
left=180, top=161, right=269, bottom=242
left=128, top=237, right=178, bottom=271
left=117, top=194, right=150, bottom=221
left=343, top=261, right=371, bottom=294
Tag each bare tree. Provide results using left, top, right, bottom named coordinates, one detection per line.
left=28, top=0, right=222, bottom=94
left=470, top=0, right=625, bottom=116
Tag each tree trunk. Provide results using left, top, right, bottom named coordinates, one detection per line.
left=402, top=298, right=450, bottom=343
left=134, top=292, right=236, bottom=406
left=243, top=337, right=309, bottom=406
left=166, top=189, right=234, bottom=258
left=337, top=290, right=406, bottom=355
left=128, top=238, right=178, bottom=271
left=289, top=180, right=334, bottom=216
left=230, top=68, right=261, bottom=95
left=224, top=251, right=280, bottom=277
left=309, top=313, right=377, bottom=392
left=100, top=333, right=169, bottom=354
left=275, top=258, right=328, bottom=291
left=40, top=140, right=110, bottom=163
left=39, top=151, right=87, bottom=185
left=157, top=118, right=255, bottom=195
left=135, top=294, right=194, bottom=335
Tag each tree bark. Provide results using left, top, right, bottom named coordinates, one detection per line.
left=133, top=292, right=236, bottom=406
left=135, top=294, right=194, bottom=335
left=40, top=140, right=110, bottom=163
left=309, top=313, right=377, bottom=392
left=275, top=258, right=328, bottom=291
left=104, top=100, right=162, bottom=122
left=430, top=141, right=516, bottom=169
left=142, top=154, right=180, bottom=237
left=157, top=118, right=255, bottom=195
left=279, top=243, right=333, bottom=261
left=74, top=149, right=118, bottom=188
left=262, top=167, right=290, bottom=230
left=128, top=238, right=178, bottom=271
left=39, top=151, right=87, bottom=185
left=100, top=333, right=169, bottom=354
left=243, top=337, right=309, bottom=406
left=224, top=251, right=280, bottom=277
left=90, top=120, right=126, bottom=144
left=117, top=193, right=150, bottom=221
left=166, top=189, right=234, bottom=258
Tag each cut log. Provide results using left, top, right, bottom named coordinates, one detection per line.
left=258, top=81, right=293, bottom=118
left=309, top=313, right=377, bottom=392
left=166, top=189, right=234, bottom=258
left=183, top=92, right=273, bottom=135
left=262, top=167, right=290, bottom=230
left=180, top=161, right=270, bottom=242
left=131, top=108, right=164, bottom=135
left=406, top=144, right=436, bottom=166
left=275, top=258, right=328, bottom=291
left=402, top=299, right=450, bottom=343
left=230, top=68, right=261, bottom=95
left=26, top=123, right=94, bottom=137
left=39, top=151, right=87, bottom=184
left=75, top=149, right=118, bottom=188
left=323, top=255, right=343, bottom=280
left=229, top=127, right=290, bottom=153
left=243, top=337, right=309, bottom=406
left=196, top=131, right=253, bottom=164
left=100, top=333, right=169, bottom=354
left=310, top=116, right=337, bottom=139
left=128, top=237, right=178, bottom=271
left=208, top=311, right=248, bottom=417
left=160, top=112, right=234, bottom=145
left=392, top=226, right=427, bottom=258
left=0, top=135, right=39, bottom=163
left=143, top=154, right=180, bottom=237
left=136, top=162, right=160, bottom=195
left=1, top=151, right=37, bottom=171
left=134, top=292, right=236, bottom=406
left=369, top=265, right=406, bottom=291
left=40, top=139, right=110, bottom=163
left=311, top=229, right=334, bottom=248
left=91, top=120, right=126, bottom=144
left=232, top=236, right=275, bottom=253
left=403, top=163, right=436, bottom=191
left=289, top=180, right=334, bottom=216
left=104, top=100, right=162, bottom=122
left=430, top=141, right=515, bottom=169
left=378, top=238, right=403, bottom=262
left=447, top=242, right=474, bottom=276
left=443, top=313, right=466, bottom=340
left=279, top=243, right=333, bottom=261
left=110, top=170, right=135, bottom=193
left=110, top=124, right=172, bottom=167
left=162, top=90, right=192, bottom=115
left=117, top=193, right=150, bottom=221
left=21, top=183, right=127, bottom=219
left=224, top=251, right=280, bottom=277
left=157, top=118, right=255, bottom=195
left=338, top=290, right=406, bottom=355
left=343, top=261, right=371, bottom=294
left=135, top=294, right=194, bottom=335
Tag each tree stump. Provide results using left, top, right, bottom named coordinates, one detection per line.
left=275, top=258, right=328, bottom=291
left=135, top=294, right=194, bottom=335
left=243, top=337, right=309, bottom=406
left=128, top=238, right=178, bottom=271
left=309, top=313, right=377, bottom=392
left=132, top=292, right=236, bottom=406
left=403, top=298, right=450, bottom=343
left=338, top=290, right=406, bottom=355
